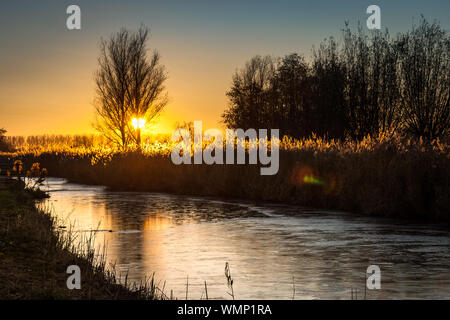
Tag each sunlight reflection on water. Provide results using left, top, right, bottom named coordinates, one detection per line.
left=41, top=178, right=450, bottom=299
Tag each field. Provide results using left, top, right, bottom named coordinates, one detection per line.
left=2, top=132, right=449, bottom=222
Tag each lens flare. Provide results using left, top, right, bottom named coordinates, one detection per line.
left=303, top=174, right=325, bottom=185
left=290, top=164, right=326, bottom=187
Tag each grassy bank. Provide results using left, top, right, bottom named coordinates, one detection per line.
left=0, top=177, right=162, bottom=299
left=2, top=132, right=450, bottom=222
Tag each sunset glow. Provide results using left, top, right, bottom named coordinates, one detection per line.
left=132, top=118, right=146, bottom=130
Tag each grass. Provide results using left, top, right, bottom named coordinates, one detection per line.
left=1, top=131, right=449, bottom=222
left=0, top=176, right=251, bottom=300
left=0, top=176, right=165, bottom=299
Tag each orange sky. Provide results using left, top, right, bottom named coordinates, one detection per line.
left=0, top=41, right=233, bottom=136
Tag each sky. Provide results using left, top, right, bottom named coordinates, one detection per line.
left=0, top=0, right=449, bottom=136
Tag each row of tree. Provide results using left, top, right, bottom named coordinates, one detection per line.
left=222, top=18, right=450, bottom=140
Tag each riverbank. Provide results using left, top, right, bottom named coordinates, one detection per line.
left=0, top=177, right=161, bottom=299
left=2, top=133, right=450, bottom=222
left=42, top=176, right=450, bottom=299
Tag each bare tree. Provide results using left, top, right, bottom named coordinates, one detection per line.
left=94, top=26, right=168, bottom=148
left=311, top=38, right=347, bottom=139
left=222, top=55, right=275, bottom=129
left=396, top=17, right=450, bottom=140
left=273, top=53, right=312, bottom=138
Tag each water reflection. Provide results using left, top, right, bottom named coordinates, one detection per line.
left=42, top=178, right=450, bottom=299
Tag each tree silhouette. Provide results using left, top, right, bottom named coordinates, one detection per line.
left=340, top=24, right=400, bottom=139
left=396, top=17, right=449, bottom=140
left=273, top=53, right=312, bottom=137
left=311, top=38, right=347, bottom=138
left=0, top=128, right=12, bottom=152
left=94, top=26, right=168, bottom=148
left=222, top=55, right=275, bottom=130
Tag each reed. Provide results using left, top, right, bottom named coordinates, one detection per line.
left=2, top=131, right=449, bottom=221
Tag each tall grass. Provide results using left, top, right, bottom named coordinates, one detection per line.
left=2, top=131, right=449, bottom=221
left=0, top=177, right=167, bottom=299
left=51, top=211, right=168, bottom=300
